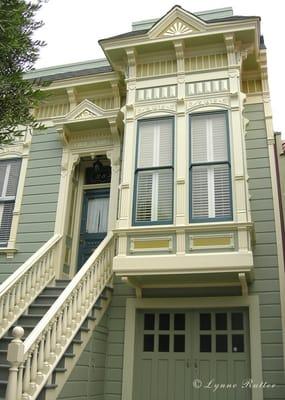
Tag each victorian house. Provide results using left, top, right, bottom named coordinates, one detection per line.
left=0, top=6, right=284, bottom=400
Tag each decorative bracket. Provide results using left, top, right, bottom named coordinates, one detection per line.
left=238, top=273, right=248, bottom=296
left=121, top=277, right=142, bottom=298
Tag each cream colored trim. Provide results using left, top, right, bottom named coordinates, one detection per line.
left=113, top=251, right=253, bottom=276
left=0, top=130, right=31, bottom=257
left=122, top=296, right=263, bottom=400
left=239, top=272, right=248, bottom=296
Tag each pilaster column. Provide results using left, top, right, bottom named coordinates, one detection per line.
left=106, top=147, right=121, bottom=231
left=118, top=106, right=135, bottom=229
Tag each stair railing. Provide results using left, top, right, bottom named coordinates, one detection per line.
left=5, top=232, right=115, bottom=400
left=0, top=234, right=62, bottom=339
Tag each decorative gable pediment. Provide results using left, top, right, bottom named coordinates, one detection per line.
left=148, top=6, right=206, bottom=39
left=67, top=99, right=105, bottom=121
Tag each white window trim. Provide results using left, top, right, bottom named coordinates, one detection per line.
left=122, top=295, right=263, bottom=400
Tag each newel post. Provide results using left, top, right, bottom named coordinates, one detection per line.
left=6, top=326, right=25, bottom=400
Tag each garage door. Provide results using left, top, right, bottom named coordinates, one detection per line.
left=133, top=309, right=250, bottom=400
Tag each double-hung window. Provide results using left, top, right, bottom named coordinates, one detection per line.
left=134, top=118, right=173, bottom=224
left=0, top=159, right=21, bottom=247
left=190, top=112, right=232, bottom=222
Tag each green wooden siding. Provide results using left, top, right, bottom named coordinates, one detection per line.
left=58, top=315, right=108, bottom=400
left=244, top=102, right=285, bottom=400
left=0, top=128, right=62, bottom=283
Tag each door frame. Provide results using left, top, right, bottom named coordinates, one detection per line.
left=122, top=296, right=263, bottom=400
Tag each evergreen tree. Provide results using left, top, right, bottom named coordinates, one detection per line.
left=0, top=0, right=46, bottom=144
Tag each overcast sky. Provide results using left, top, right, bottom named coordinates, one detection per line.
left=35, top=0, right=285, bottom=136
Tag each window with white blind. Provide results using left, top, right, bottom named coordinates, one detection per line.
left=190, top=112, right=232, bottom=222
left=0, top=159, right=22, bottom=246
left=134, top=118, right=173, bottom=224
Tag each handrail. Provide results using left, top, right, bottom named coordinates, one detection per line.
left=0, top=234, right=62, bottom=338
left=5, top=232, right=115, bottom=400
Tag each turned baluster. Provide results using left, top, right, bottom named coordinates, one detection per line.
left=76, top=286, right=82, bottom=321
left=50, top=322, right=57, bottom=360
left=49, top=248, right=55, bottom=277
left=37, top=338, right=45, bottom=377
left=3, top=293, right=10, bottom=325
left=15, top=282, right=21, bottom=312
left=67, top=300, right=73, bottom=335
left=56, top=313, right=63, bottom=348
left=30, top=344, right=39, bottom=392
left=31, top=267, right=37, bottom=295
left=21, top=274, right=27, bottom=305
left=71, top=294, right=77, bottom=328
left=26, top=270, right=32, bottom=295
left=61, top=307, right=67, bottom=343
left=43, top=329, right=51, bottom=371
left=8, top=287, right=16, bottom=320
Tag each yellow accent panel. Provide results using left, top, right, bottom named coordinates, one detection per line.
left=133, top=239, right=170, bottom=250
left=193, top=236, right=231, bottom=247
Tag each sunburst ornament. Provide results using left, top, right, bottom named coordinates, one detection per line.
left=163, top=20, right=194, bottom=36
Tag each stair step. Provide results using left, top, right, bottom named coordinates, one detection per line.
left=0, top=380, right=8, bottom=399
left=28, top=303, right=51, bottom=315
left=33, top=295, right=62, bottom=305
left=54, top=367, right=67, bottom=373
left=15, top=314, right=43, bottom=325
left=41, top=287, right=66, bottom=296
left=0, top=351, right=8, bottom=363
left=44, top=383, right=58, bottom=389
left=55, top=279, right=70, bottom=288
left=0, top=364, right=9, bottom=380
left=63, top=352, right=75, bottom=358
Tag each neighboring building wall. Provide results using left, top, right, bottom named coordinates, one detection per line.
left=0, top=127, right=62, bottom=282
left=58, top=315, right=108, bottom=400
left=245, top=102, right=285, bottom=399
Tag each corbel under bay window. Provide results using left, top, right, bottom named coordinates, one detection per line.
left=190, top=111, right=232, bottom=222
left=0, top=158, right=22, bottom=247
left=134, top=117, right=174, bottom=225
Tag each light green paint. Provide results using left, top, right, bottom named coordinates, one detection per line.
left=0, top=127, right=62, bottom=282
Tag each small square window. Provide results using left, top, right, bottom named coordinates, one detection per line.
left=159, top=335, right=170, bottom=352
left=200, top=335, right=212, bottom=352
left=200, top=313, right=211, bottom=330
left=215, top=313, right=227, bottom=330
left=174, top=335, right=185, bottom=352
left=231, top=313, right=244, bottom=330
left=159, top=313, right=170, bottom=330
left=144, top=313, right=155, bottom=330
left=174, top=314, right=185, bottom=330
left=216, top=335, right=228, bottom=352
left=232, top=335, right=244, bottom=352
left=144, top=334, right=154, bottom=352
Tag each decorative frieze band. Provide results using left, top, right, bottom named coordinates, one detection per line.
left=136, top=85, right=177, bottom=102
left=186, top=79, right=229, bottom=96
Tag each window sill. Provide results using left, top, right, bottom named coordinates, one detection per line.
left=0, top=247, right=17, bottom=259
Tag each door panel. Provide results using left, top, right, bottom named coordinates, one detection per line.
left=134, top=309, right=250, bottom=400
left=77, top=188, right=109, bottom=270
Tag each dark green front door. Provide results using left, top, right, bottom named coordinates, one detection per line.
left=77, top=188, right=109, bottom=270
left=134, top=309, right=250, bottom=400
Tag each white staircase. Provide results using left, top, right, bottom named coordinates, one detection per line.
left=0, top=233, right=115, bottom=400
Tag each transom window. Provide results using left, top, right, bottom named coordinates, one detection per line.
left=0, top=159, right=21, bottom=247
left=134, top=118, right=173, bottom=225
left=190, top=112, right=232, bottom=222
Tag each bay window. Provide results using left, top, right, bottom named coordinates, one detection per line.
left=134, top=118, right=173, bottom=224
left=0, top=158, right=21, bottom=246
left=190, top=112, right=232, bottom=222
